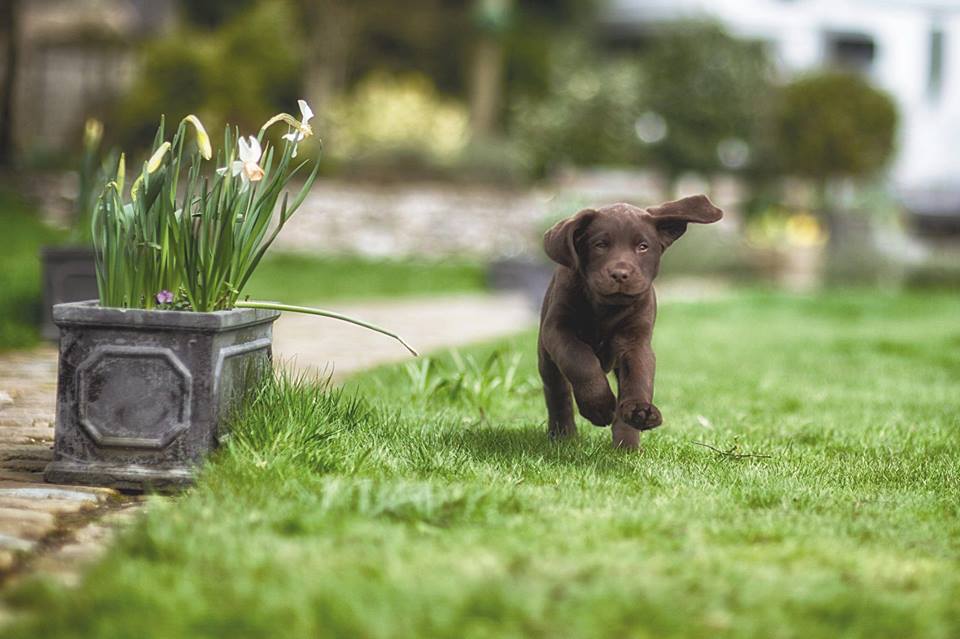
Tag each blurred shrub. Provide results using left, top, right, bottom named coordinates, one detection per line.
left=904, top=252, right=960, bottom=289
left=178, top=0, right=258, bottom=28
left=746, top=209, right=828, bottom=249
left=774, top=72, right=897, bottom=182
left=326, top=73, right=470, bottom=173
left=451, top=137, right=531, bottom=185
left=659, top=225, right=759, bottom=281
left=512, top=45, right=645, bottom=176
left=639, top=22, right=775, bottom=179
left=116, top=0, right=303, bottom=149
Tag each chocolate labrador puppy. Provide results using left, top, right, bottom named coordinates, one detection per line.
left=538, top=195, right=723, bottom=449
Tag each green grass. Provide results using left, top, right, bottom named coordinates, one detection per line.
left=243, top=253, right=487, bottom=304
left=0, top=189, right=64, bottom=350
left=4, top=290, right=960, bottom=638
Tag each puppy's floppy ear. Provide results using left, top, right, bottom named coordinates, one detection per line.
left=543, top=208, right=598, bottom=270
left=647, top=194, right=723, bottom=249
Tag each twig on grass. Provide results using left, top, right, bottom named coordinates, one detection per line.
left=691, top=440, right=772, bottom=461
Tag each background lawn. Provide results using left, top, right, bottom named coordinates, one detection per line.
left=3, top=290, right=959, bottom=638
left=243, top=253, right=487, bottom=304
left=0, top=189, right=64, bottom=351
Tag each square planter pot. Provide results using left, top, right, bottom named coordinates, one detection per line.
left=45, top=301, right=281, bottom=491
left=40, top=246, right=98, bottom=340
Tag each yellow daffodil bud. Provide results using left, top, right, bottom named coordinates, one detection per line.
left=116, top=153, right=126, bottom=192
left=83, top=118, right=103, bottom=148
left=182, top=115, right=212, bottom=160
left=130, top=175, right=143, bottom=200
left=146, top=142, right=171, bottom=174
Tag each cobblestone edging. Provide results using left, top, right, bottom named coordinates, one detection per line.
left=0, top=347, right=145, bottom=602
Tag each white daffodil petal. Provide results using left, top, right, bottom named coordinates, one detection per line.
left=246, top=136, right=262, bottom=163
left=237, top=136, right=251, bottom=162
left=298, top=99, right=314, bottom=123
left=231, top=160, right=244, bottom=176
left=282, top=132, right=297, bottom=142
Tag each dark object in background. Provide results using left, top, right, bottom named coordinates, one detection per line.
left=40, top=246, right=98, bottom=340
left=487, top=256, right=554, bottom=309
left=45, top=301, right=279, bottom=491
left=899, top=188, right=960, bottom=239
left=537, top=196, right=723, bottom=450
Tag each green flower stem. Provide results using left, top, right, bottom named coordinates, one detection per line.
left=235, top=300, right=419, bottom=357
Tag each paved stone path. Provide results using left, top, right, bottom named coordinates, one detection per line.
left=0, top=292, right=537, bottom=596
left=0, top=348, right=142, bottom=597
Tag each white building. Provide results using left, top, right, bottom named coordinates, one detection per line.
left=601, top=0, right=960, bottom=191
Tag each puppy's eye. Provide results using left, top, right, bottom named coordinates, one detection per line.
left=593, top=240, right=610, bottom=249
left=636, top=242, right=649, bottom=253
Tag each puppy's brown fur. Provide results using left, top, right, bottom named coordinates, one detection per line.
left=538, top=195, right=723, bottom=448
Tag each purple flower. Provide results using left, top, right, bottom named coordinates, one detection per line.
left=156, top=290, right=174, bottom=305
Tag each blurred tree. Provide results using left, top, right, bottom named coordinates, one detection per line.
left=470, top=0, right=513, bottom=136
left=178, top=0, right=258, bottom=29
left=0, top=0, right=20, bottom=167
left=775, top=72, right=897, bottom=191
left=117, top=0, right=303, bottom=148
left=513, top=44, right=645, bottom=175
left=639, top=22, right=774, bottom=181
left=287, top=0, right=595, bottom=136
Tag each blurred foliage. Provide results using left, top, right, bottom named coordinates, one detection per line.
left=325, top=73, right=470, bottom=175
left=512, top=22, right=775, bottom=179
left=639, top=22, right=775, bottom=179
left=117, top=0, right=303, bottom=148
left=178, top=0, right=259, bottom=28
left=328, top=73, right=469, bottom=162
left=904, top=251, right=960, bottom=289
left=0, top=188, right=65, bottom=350
left=775, top=72, right=897, bottom=182
left=513, top=44, right=645, bottom=175
left=746, top=210, right=829, bottom=249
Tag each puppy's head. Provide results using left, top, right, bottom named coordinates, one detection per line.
left=543, top=195, right=723, bottom=304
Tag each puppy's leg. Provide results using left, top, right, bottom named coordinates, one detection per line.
left=612, top=344, right=662, bottom=449
left=542, top=331, right=616, bottom=427
left=538, top=344, right=576, bottom=439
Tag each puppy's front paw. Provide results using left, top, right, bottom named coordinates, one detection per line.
left=575, top=383, right=617, bottom=427
left=618, top=399, right=663, bottom=431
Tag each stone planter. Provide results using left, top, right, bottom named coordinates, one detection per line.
left=40, top=246, right=98, bottom=340
left=45, top=301, right=281, bottom=491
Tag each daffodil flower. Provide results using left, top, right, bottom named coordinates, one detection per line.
left=217, top=136, right=265, bottom=189
left=281, top=99, right=314, bottom=158
left=131, top=142, right=171, bottom=199
left=260, top=100, right=315, bottom=157
left=83, top=118, right=103, bottom=149
left=181, top=115, right=212, bottom=160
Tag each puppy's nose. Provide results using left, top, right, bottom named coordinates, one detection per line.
left=609, top=268, right=631, bottom=283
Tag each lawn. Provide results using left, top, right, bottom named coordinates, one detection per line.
left=0, top=189, right=64, bottom=351
left=243, top=253, right=486, bottom=304
left=4, top=290, right=959, bottom=638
